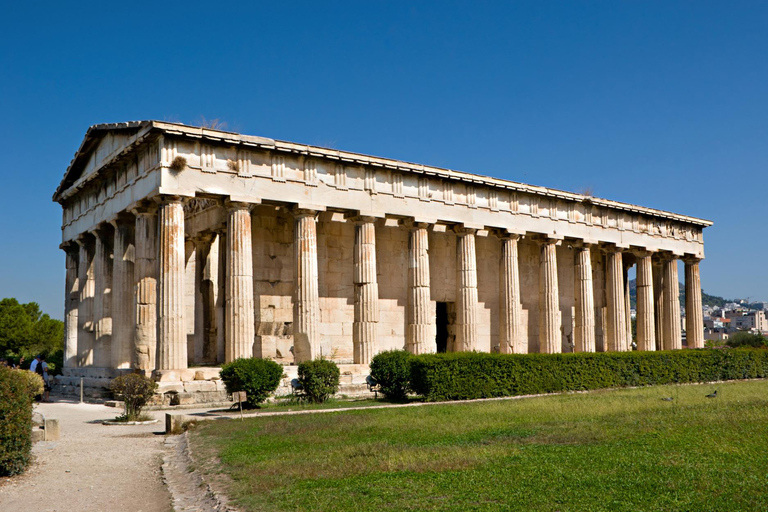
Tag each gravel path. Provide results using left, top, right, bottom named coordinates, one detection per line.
left=0, top=399, right=172, bottom=512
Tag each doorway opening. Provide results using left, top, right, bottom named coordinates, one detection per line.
left=435, top=302, right=456, bottom=353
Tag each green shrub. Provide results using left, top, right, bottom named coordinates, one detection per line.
left=410, top=349, right=768, bottom=401
left=110, top=373, right=158, bottom=420
left=0, top=366, right=35, bottom=476
left=727, top=331, right=768, bottom=348
left=370, top=350, right=413, bottom=400
left=220, top=358, right=284, bottom=408
left=297, top=359, right=340, bottom=403
left=18, top=371, right=44, bottom=399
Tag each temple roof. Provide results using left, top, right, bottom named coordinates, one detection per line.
left=53, top=120, right=713, bottom=227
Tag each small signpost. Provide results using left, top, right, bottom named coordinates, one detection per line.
left=232, top=391, right=247, bottom=420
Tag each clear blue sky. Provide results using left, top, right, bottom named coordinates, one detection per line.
left=1, top=1, right=766, bottom=319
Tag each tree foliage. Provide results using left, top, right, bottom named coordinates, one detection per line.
left=0, top=298, right=64, bottom=371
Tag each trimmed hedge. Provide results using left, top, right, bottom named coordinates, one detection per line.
left=297, top=359, right=340, bottom=403
left=410, top=349, right=768, bottom=401
left=0, top=366, right=36, bottom=476
left=369, top=350, right=413, bottom=400
left=220, top=358, right=284, bottom=408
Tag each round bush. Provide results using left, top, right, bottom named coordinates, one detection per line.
left=370, top=350, right=413, bottom=400
left=220, top=358, right=284, bottom=408
left=0, top=366, right=35, bottom=476
left=297, top=359, right=340, bottom=403
left=18, top=371, right=44, bottom=399
left=110, top=373, right=158, bottom=420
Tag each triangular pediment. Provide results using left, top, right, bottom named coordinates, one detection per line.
left=53, top=121, right=149, bottom=202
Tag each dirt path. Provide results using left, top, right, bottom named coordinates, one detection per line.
left=0, top=399, right=171, bottom=512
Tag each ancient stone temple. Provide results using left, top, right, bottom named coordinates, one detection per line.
left=53, top=121, right=711, bottom=400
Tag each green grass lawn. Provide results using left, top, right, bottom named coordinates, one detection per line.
left=189, top=380, right=768, bottom=511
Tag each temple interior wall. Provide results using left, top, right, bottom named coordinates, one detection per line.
left=252, top=206, right=294, bottom=363
left=317, top=216, right=356, bottom=362
left=375, top=223, right=408, bottom=353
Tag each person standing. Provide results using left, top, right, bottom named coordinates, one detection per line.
left=29, top=355, right=51, bottom=402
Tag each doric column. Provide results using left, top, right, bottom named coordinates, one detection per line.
left=538, top=238, right=560, bottom=354
left=156, top=196, right=187, bottom=371
left=215, top=231, right=226, bottom=363
left=635, top=251, right=656, bottom=351
left=352, top=216, right=379, bottom=363
left=574, top=243, right=596, bottom=352
left=225, top=202, right=255, bottom=362
left=499, top=234, right=524, bottom=354
left=653, top=259, right=664, bottom=351
left=63, top=243, right=79, bottom=368
left=685, top=257, right=704, bottom=349
left=624, top=261, right=633, bottom=347
left=406, top=222, right=434, bottom=354
left=76, top=234, right=95, bottom=366
left=292, top=209, right=320, bottom=362
left=92, top=225, right=113, bottom=368
left=455, top=227, right=478, bottom=352
left=109, top=215, right=135, bottom=369
left=592, top=251, right=606, bottom=352
left=605, top=247, right=628, bottom=352
left=662, top=255, right=682, bottom=350
left=133, top=204, right=158, bottom=372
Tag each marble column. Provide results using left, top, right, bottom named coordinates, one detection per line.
left=685, top=257, right=704, bottom=349
left=215, top=232, right=227, bottom=363
left=455, top=227, right=478, bottom=352
left=624, top=261, right=633, bottom=347
left=662, top=256, right=682, bottom=350
left=92, top=225, right=113, bottom=368
left=635, top=251, right=656, bottom=351
left=133, top=205, right=158, bottom=372
left=538, top=238, right=560, bottom=354
left=653, top=259, right=664, bottom=351
left=592, top=251, right=606, bottom=352
left=406, top=222, right=434, bottom=354
left=157, top=196, right=187, bottom=371
left=225, top=202, right=255, bottom=362
left=63, top=243, right=79, bottom=368
left=499, top=234, right=524, bottom=354
left=76, top=235, right=96, bottom=366
left=605, top=248, right=627, bottom=352
left=352, top=217, right=379, bottom=363
left=109, top=215, right=135, bottom=368
left=293, top=209, right=320, bottom=362
left=574, top=243, right=596, bottom=352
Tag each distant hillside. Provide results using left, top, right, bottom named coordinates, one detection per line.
left=628, top=280, right=733, bottom=309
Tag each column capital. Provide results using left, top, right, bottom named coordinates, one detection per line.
left=130, top=200, right=158, bottom=217
left=530, top=234, right=560, bottom=247
left=76, top=232, right=95, bottom=247
left=453, top=225, right=478, bottom=236
left=631, top=248, right=655, bottom=258
left=108, top=212, right=135, bottom=230
left=400, top=218, right=432, bottom=230
left=682, top=254, right=702, bottom=264
left=571, top=239, right=596, bottom=249
left=290, top=206, right=320, bottom=219
left=496, top=230, right=522, bottom=241
left=224, top=199, right=255, bottom=212
left=653, top=251, right=677, bottom=264
left=89, top=222, right=114, bottom=240
left=345, top=214, right=378, bottom=225
left=154, top=194, right=185, bottom=206
left=60, top=240, right=79, bottom=253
